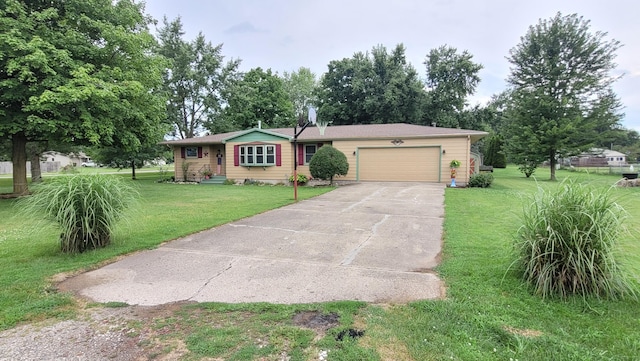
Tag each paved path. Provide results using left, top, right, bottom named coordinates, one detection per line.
left=60, top=182, right=446, bottom=305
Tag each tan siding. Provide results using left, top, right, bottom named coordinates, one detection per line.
left=173, top=148, right=182, bottom=179
left=359, top=147, right=440, bottom=181
left=173, top=145, right=218, bottom=181
left=441, top=136, right=471, bottom=185
left=331, top=140, right=366, bottom=181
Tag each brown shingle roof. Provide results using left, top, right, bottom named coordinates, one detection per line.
left=161, top=123, right=487, bottom=145
left=160, top=131, right=243, bottom=145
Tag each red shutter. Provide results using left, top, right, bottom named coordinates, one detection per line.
left=298, top=144, right=304, bottom=165
left=276, top=144, right=282, bottom=166
left=180, top=147, right=185, bottom=158
left=197, top=146, right=203, bottom=158
left=234, top=145, right=240, bottom=166
left=317, top=143, right=323, bottom=148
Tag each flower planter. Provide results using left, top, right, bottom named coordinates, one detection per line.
left=622, top=173, right=638, bottom=180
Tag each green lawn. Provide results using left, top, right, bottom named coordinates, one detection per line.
left=0, top=172, right=333, bottom=329
left=1, top=167, right=639, bottom=360
left=391, top=167, right=640, bottom=360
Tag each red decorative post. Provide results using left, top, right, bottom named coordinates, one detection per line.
left=293, top=107, right=317, bottom=201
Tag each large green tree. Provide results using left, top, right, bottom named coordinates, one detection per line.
left=504, top=13, right=623, bottom=180
left=218, top=67, right=294, bottom=130
left=317, top=44, right=426, bottom=125
left=157, top=17, right=240, bottom=139
left=316, top=52, right=371, bottom=125
left=0, top=0, right=166, bottom=195
left=423, top=45, right=483, bottom=128
left=282, top=67, right=318, bottom=117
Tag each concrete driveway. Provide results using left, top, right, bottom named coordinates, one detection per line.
left=60, top=182, right=445, bottom=305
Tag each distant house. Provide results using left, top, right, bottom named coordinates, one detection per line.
left=42, top=151, right=73, bottom=167
left=571, top=148, right=627, bottom=167
left=42, top=151, right=94, bottom=167
left=602, top=149, right=627, bottom=166
left=161, top=123, right=487, bottom=186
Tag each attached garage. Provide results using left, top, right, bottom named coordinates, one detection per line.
left=357, top=146, right=441, bottom=182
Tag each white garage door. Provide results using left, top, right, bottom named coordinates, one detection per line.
left=358, top=147, right=440, bottom=182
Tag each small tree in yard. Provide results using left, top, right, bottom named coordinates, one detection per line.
left=518, top=160, right=538, bottom=178
left=18, top=174, right=138, bottom=253
left=504, top=13, right=623, bottom=181
left=309, top=145, right=349, bottom=185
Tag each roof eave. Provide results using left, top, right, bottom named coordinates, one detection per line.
left=298, top=131, right=489, bottom=143
left=222, top=128, right=292, bottom=143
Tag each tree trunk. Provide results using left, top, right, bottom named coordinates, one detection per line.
left=30, top=152, right=42, bottom=183
left=549, top=149, right=557, bottom=181
left=12, top=133, right=29, bottom=195
left=27, top=141, right=47, bottom=184
left=131, top=160, right=136, bottom=180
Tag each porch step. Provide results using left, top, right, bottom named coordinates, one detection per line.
left=200, top=175, right=226, bottom=185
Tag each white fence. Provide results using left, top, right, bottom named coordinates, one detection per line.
left=0, top=161, right=61, bottom=175
left=567, top=164, right=639, bottom=175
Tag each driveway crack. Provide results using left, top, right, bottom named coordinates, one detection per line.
left=340, top=188, right=386, bottom=213
left=188, top=258, right=237, bottom=301
left=340, top=215, right=389, bottom=265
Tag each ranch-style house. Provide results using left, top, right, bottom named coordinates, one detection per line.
left=162, top=123, right=487, bottom=186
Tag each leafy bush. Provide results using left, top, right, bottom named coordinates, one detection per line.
left=513, top=180, right=637, bottom=299
left=288, top=173, right=308, bottom=184
left=468, top=173, right=494, bottom=188
left=157, top=166, right=173, bottom=183
left=518, top=161, right=538, bottom=178
left=18, top=174, right=138, bottom=253
left=309, top=145, right=349, bottom=185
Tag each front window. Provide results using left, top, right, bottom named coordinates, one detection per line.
left=185, top=147, right=198, bottom=158
left=305, top=144, right=317, bottom=164
left=240, top=144, right=276, bottom=166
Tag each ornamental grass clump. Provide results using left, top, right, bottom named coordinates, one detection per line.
left=514, top=180, right=637, bottom=300
left=18, top=174, right=138, bottom=253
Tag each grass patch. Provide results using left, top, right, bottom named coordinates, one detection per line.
left=1, top=167, right=639, bottom=360
left=0, top=173, right=333, bottom=329
left=132, top=301, right=368, bottom=360
left=382, top=167, right=640, bottom=360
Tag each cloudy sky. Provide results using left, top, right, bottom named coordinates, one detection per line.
left=144, top=0, right=639, bottom=131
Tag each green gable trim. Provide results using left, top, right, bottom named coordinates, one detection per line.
left=223, top=128, right=291, bottom=143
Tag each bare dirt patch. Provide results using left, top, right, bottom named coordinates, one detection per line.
left=0, top=302, right=194, bottom=361
left=292, top=310, right=340, bottom=332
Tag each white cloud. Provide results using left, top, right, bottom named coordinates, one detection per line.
left=224, top=22, right=264, bottom=35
